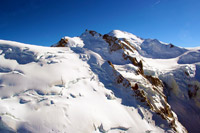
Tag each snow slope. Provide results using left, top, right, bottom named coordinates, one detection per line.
left=0, top=30, right=199, bottom=133
left=0, top=40, right=170, bottom=133
left=105, top=30, right=200, bottom=133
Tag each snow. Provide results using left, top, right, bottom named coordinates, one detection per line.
left=63, top=36, right=84, bottom=47
left=178, top=51, right=200, bottom=64
left=140, top=39, right=187, bottom=59
left=108, top=30, right=143, bottom=44
left=0, top=39, right=166, bottom=132
left=143, top=57, right=180, bottom=72
left=1, top=29, right=200, bottom=132
left=105, top=30, right=200, bottom=133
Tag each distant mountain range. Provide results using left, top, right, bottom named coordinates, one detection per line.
left=0, top=30, right=199, bottom=133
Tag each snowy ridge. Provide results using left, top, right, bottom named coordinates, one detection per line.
left=102, top=30, right=200, bottom=133
left=0, top=30, right=199, bottom=132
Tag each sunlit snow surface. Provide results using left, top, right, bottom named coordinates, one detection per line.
left=0, top=40, right=164, bottom=133
left=0, top=30, right=199, bottom=133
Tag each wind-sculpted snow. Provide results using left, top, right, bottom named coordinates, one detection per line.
left=0, top=44, right=38, bottom=64
left=178, top=51, right=200, bottom=64
left=0, top=67, right=12, bottom=73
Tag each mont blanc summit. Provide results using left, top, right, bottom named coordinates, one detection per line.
left=0, top=30, right=200, bottom=133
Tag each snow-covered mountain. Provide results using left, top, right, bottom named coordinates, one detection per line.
left=0, top=30, right=199, bottom=133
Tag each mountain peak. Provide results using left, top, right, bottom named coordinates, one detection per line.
left=108, top=30, right=143, bottom=41
left=1, top=30, right=200, bottom=132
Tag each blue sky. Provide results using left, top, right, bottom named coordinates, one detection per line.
left=0, top=0, right=200, bottom=47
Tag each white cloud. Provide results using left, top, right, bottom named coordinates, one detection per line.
left=152, top=0, right=161, bottom=7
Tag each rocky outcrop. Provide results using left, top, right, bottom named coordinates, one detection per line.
left=103, top=34, right=137, bottom=53
left=169, top=43, right=174, bottom=48
left=107, top=60, right=187, bottom=132
left=188, top=84, right=199, bottom=99
left=108, top=61, right=130, bottom=88
left=88, top=30, right=102, bottom=37
left=103, top=34, right=123, bottom=52
left=123, top=38, right=137, bottom=51
left=127, top=56, right=144, bottom=74
left=56, top=38, right=68, bottom=47
left=145, top=75, right=163, bottom=87
left=102, top=33, right=144, bottom=75
left=103, top=32, right=184, bottom=131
